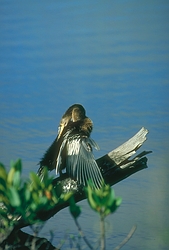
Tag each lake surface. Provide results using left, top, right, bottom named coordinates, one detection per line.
left=0, top=1, right=169, bottom=249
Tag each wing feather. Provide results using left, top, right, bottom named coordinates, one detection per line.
left=66, top=136, right=103, bottom=188
left=55, top=138, right=67, bottom=174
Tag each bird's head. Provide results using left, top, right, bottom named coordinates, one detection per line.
left=58, top=104, right=86, bottom=138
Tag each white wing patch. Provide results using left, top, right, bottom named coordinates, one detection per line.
left=66, top=136, right=103, bottom=189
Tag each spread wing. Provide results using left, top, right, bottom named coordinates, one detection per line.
left=65, top=136, right=103, bottom=189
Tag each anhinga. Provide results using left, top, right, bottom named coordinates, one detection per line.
left=38, top=104, right=103, bottom=189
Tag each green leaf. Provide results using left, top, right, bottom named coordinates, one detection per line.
left=69, top=196, right=81, bottom=219
left=7, top=159, right=22, bottom=186
left=32, top=191, right=39, bottom=203
left=10, top=159, right=22, bottom=172
left=24, top=187, right=31, bottom=202
left=13, top=171, right=21, bottom=189
left=39, top=196, right=48, bottom=205
left=0, top=194, right=9, bottom=205
left=86, top=184, right=100, bottom=212
left=86, top=184, right=122, bottom=216
left=0, top=183, right=6, bottom=194
left=60, top=192, right=73, bottom=201
left=0, top=180, right=6, bottom=192
left=7, top=186, right=21, bottom=207
left=30, top=202, right=38, bottom=211
left=99, top=186, right=116, bottom=208
left=7, top=168, right=15, bottom=186
left=29, top=172, right=41, bottom=190
left=115, top=196, right=122, bottom=207
left=0, top=163, right=7, bottom=181
left=106, top=197, right=122, bottom=215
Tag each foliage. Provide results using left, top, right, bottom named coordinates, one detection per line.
left=0, top=159, right=71, bottom=230
left=69, top=181, right=122, bottom=221
left=86, top=182, right=122, bottom=217
left=0, top=160, right=125, bottom=249
left=69, top=182, right=122, bottom=250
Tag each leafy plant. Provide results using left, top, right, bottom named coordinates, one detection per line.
left=0, top=160, right=135, bottom=250
left=69, top=182, right=122, bottom=250
left=0, top=159, right=71, bottom=230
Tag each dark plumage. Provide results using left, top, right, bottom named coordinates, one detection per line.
left=38, top=104, right=103, bottom=188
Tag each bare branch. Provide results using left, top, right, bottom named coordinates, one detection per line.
left=114, top=225, right=137, bottom=250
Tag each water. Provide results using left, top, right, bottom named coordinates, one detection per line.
left=0, top=1, right=169, bottom=249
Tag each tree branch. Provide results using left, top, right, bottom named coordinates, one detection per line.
left=19, top=127, right=151, bottom=227
left=1, top=127, right=152, bottom=233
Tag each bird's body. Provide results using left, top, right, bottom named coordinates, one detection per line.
left=38, top=104, right=103, bottom=188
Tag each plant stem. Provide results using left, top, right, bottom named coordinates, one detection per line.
left=100, top=212, right=105, bottom=250
left=74, top=218, right=94, bottom=250
left=114, top=225, right=137, bottom=250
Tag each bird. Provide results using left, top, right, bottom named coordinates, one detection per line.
left=38, top=104, right=104, bottom=189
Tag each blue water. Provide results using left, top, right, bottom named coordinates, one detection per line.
left=0, top=1, right=169, bottom=249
